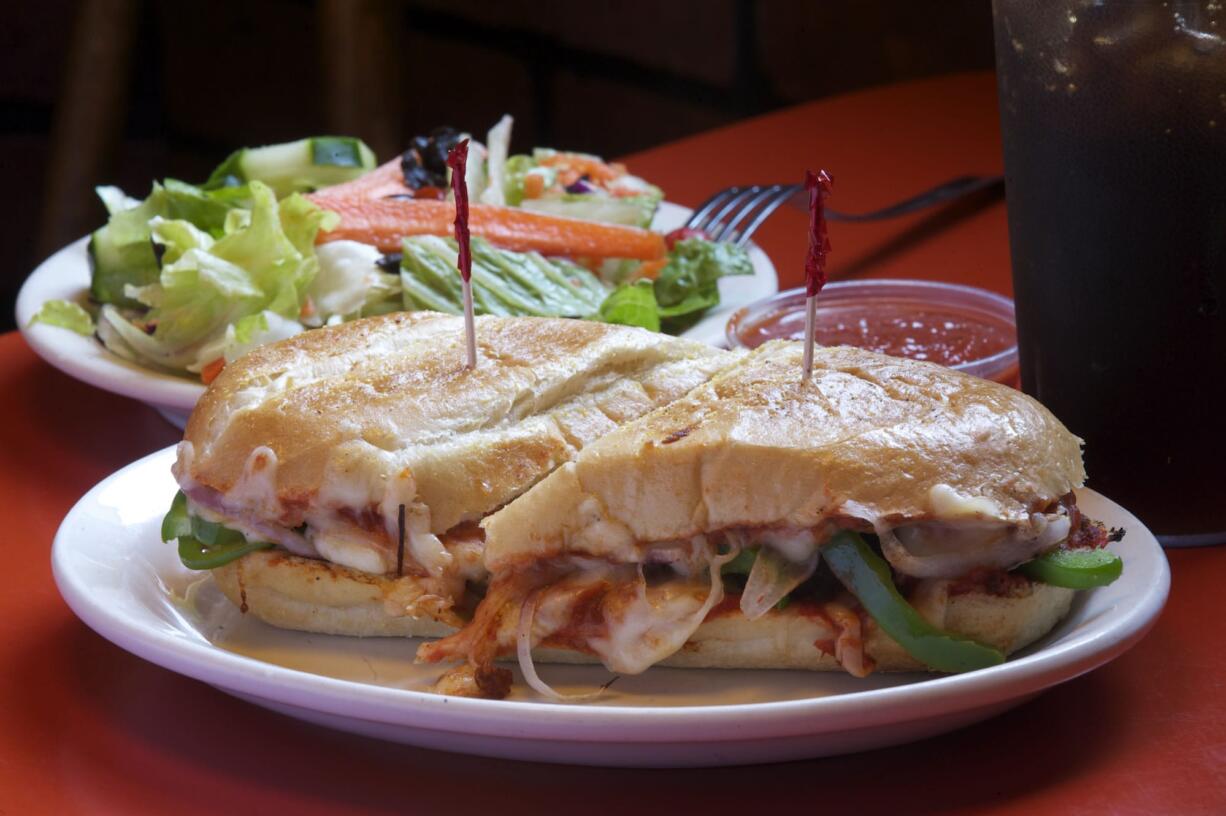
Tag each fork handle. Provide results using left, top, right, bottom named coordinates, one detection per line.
left=792, top=175, right=1004, bottom=222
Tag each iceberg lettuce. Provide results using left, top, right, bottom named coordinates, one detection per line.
left=96, top=181, right=337, bottom=374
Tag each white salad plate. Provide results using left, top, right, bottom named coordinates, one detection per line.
left=53, top=446, right=1168, bottom=768
left=15, top=202, right=777, bottom=428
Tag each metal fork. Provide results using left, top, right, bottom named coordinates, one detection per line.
left=684, top=175, right=1004, bottom=246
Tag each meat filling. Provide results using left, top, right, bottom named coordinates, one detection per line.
left=419, top=496, right=1098, bottom=698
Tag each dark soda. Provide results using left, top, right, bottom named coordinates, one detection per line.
left=993, top=1, right=1226, bottom=541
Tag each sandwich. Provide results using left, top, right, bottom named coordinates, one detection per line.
left=162, top=311, right=731, bottom=637
left=418, top=340, right=1123, bottom=698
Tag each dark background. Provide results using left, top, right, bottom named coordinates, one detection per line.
left=1, top=0, right=994, bottom=333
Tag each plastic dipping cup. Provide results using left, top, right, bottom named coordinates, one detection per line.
left=725, top=279, right=1019, bottom=385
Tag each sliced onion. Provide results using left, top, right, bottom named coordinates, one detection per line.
left=596, top=546, right=740, bottom=673
left=740, top=547, right=819, bottom=621
left=515, top=589, right=608, bottom=702
left=880, top=512, right=1072, bottom=579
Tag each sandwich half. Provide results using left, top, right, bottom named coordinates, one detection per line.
left=165, top=312, right=731, bottom=637
left=418, top=341, right=1123, bottom=697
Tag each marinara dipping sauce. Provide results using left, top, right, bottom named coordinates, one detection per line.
left=726, top=280, right=1019, bottom=385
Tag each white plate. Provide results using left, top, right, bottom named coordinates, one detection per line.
left=15, top=203, right=776, bottom=428
left=53, top=447, right=1168, bottom=767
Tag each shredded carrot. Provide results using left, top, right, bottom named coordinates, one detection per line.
left=201, top=357, right=226, bottom=385
left=299, top=297, right=316, bottom=320
left=316, top=198, right=666, bottom=260
left=522, top=173, right=546, bottom=199
left=308, top=157, right=410, bottom=202
left=537, top=153, right=622, bottom=183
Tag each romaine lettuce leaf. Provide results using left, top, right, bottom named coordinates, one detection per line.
left=399, top=235, right=608, bottom=319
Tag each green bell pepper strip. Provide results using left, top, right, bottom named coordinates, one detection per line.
left=161, top=490, right=273, bottom=571
left=161, top=490, right=193, bottom=542
left=1018, top=548, right=1122, bottom=589
left=822, top=531, right=1006, bottom=673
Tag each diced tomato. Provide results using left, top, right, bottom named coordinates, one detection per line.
left=663, top=226, right=709, bottom=250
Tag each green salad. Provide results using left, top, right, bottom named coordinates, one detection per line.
left=31, top=121, right=752, bottom=381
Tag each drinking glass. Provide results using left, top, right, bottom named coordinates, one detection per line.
left=992, top=0, right=1226, bottom=544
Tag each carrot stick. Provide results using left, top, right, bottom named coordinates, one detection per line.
left=200, top=357, right=226, bottom=385
left=315, top=198, right=666, bottom=260
left=310, top=157, right=409, bottom=201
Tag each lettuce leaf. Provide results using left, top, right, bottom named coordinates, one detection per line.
left=88, top=179, right=252, bottom=307
left=399, top=235, right=608, bottom=319
left=27, top=300, right=95, bottom=336
left=96, top=181, right=333, bottom=374
left=654, top=238, right=753, bottom=331
left=598, top=280, right=660, bottom=331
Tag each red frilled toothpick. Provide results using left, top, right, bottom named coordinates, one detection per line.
left=446, top=139, right=477, bottom=369
left=802, top=169, right=833, bottom=382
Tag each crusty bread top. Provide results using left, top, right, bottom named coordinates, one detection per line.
left=482, top=341, right=1085, bottom=569
left=179, top=312, right=730, bottom=532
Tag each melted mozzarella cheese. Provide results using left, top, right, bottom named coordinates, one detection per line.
left=928, top=484, right=1005, bottom=520
left=570, top=496, right=637, bottom=561
left=586, top=548, right=733, bottom=675
left=884, top=512, right=1071, bottom=578
left=226, top=446, right=282, bottom=518
left=172, top=441, right=198, bottom=491
left=313, top=528, right=389, bottom=573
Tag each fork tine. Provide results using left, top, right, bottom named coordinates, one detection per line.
left=713, top=184, right=790, bottom=243
left=705, top=186, right=761, bottom=237
left=709, top=186, right=776, bottom=242
left=685, top=187, right=740, bottom=231
left=731, top=184, right=799, bottom=246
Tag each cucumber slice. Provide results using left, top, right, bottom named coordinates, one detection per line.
left=204, top=137, right=376, bottom=197
left=88, top=225, right=159, bottom=307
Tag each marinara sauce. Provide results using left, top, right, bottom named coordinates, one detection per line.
left=727, top=281, right=1019, bottom=385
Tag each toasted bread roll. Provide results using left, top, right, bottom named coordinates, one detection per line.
left=175, top=312, right=733, bottom=636
left=211, top=552, right=460, bottom=637
left=483, top=341, right=1085, bottom=570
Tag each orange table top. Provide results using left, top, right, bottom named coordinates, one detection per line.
left=3, top=72, right=1223, bottom=814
